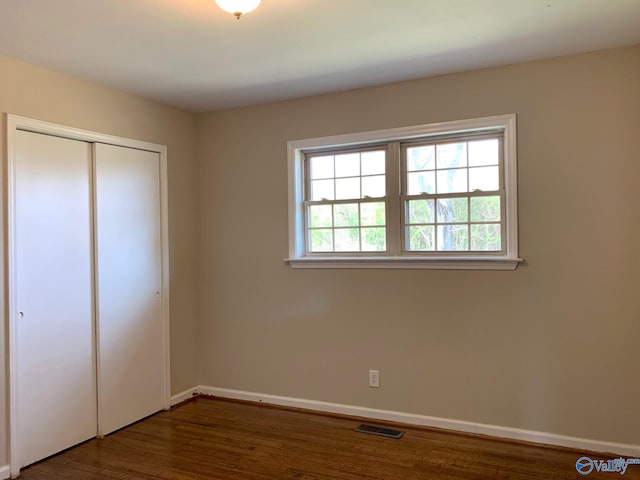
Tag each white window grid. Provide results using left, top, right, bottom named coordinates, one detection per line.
left=303, top=145, right=389, bottom=255
left=400, top=133, right=506, bottom=255
left=302, top=132, right=505, bottom=256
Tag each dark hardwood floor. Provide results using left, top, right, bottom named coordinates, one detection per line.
left=19, top=397, right=638, bottom=479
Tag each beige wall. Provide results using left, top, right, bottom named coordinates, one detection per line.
left=0, top=55, right=199, bottom=464
left=1, top=44, right=639, bottom=466
left=196, top=46, right=640, bottom=446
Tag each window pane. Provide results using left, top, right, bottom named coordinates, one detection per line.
left=407, top=226, right=435, bottom=251
left=362, top=175, right=385, bottom=198
left=362, top=227, right=386, bottom=251
left=407, top=145, right=435, bottom=171
left=436, top=168, right=467, bottom=194
left=309, top=205, right=332, bottom=228
left=334, top=203, right=359, bottom=227
left=310, top=229, right=333, bottom=252
left=469, top=139, right=499, bottom=167
left=437, top=142, right=467, bottom=169
left=407, top=171, right=435, bottom=195
left=406, top=199, right=434, bottom=224
left=336, top=177, right=360, bottom=200
left=311, top=179, right=334, bottom=200
left=361, top=202, right=385, bottom=226
left=335, top=228, right=359, bottom=251
left=437, top=198, right=468, bottom=223
left=437, top=225, right=469, bottom=251
left=361, top=150, right=385, bottom=175
left=470, top=196, right=501, bottom=222
left=310, top=155, right=334, bottom=179
left=471, top=223, right=501, bottom=251
left=335, top=153, right=360, bottom=177
left=469, top=166, right=499, bottom=192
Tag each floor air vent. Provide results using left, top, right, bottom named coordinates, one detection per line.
left=355, top=424, right=405, bottom=439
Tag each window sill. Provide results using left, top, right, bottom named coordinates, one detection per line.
left=285, top=256, right=523, bottom=270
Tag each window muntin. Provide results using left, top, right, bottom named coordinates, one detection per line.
left=402, top=135, right=505, bottom=254
left=305, top=147, right=387, bottom=253
left=304, top=134, right=506, bottom=256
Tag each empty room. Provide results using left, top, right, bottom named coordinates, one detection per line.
left=0, top=0, right=639, bottom=478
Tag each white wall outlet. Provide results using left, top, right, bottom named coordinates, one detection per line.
left=369, top=369, right=380, bottom=388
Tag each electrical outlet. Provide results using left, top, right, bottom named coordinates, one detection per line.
left=369, top=369, right=380, bottom=388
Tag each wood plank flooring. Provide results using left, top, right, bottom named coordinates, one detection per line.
left=18, top=397, right=639, bottom=479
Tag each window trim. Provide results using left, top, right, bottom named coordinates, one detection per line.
left=286, top=114, right=522, bottom=270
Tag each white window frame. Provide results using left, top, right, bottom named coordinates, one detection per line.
left=286, top=114, right=522, bottom=270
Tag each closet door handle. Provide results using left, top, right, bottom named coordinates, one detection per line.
left=18, top=312, right=24, bottom=319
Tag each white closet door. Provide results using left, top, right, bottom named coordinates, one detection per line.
left=14, top=131, right=97, bottom=468
left=94, top=143, right=164, bottom=435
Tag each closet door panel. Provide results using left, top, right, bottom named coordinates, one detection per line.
left=94, top=143, right=164, bottom=435
left=14, top=131, right=97, bottom=467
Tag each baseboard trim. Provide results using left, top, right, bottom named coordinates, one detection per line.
left=186, top=385, right=638, bottom=457
left=170, top=386, right=199, bottom=406
left=0, top=465, right=10, bottom=479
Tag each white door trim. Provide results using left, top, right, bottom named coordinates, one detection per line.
left=5, top=114, right=172, bottom=478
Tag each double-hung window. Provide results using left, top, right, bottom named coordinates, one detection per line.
left=306, top=147, right=388, bottom=253
left=286, top=114, right=521, bottom=270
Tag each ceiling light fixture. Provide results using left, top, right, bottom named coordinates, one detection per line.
left=215, top=0, right=261, bottom=19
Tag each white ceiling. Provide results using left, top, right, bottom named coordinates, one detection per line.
left=0, top=0, right=639, bottom=112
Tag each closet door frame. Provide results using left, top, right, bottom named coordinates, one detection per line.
left=5, top=114, right=171, bottom=478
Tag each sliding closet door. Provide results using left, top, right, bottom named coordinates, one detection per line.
left=14, top=131, right=97, bottom=468
left=94, top=143, right=164, bottom=435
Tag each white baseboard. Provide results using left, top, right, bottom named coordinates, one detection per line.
left=170, top=386, right=199, bottom=406
left=0, top=465, right=10, bottom=479
left=182, top=385, right=639, bottom=457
